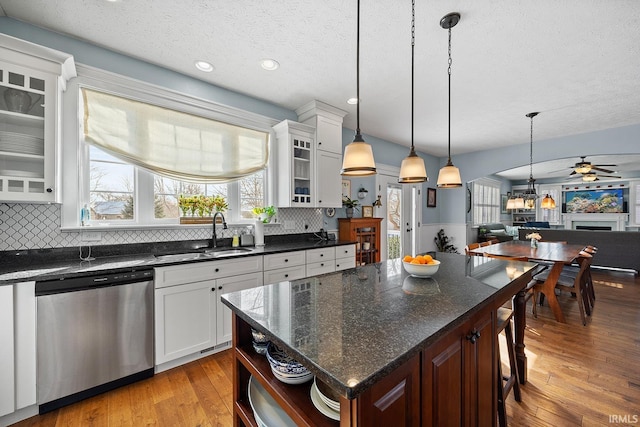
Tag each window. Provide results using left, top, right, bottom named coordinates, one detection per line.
left=472, top=178, right=500, bottom=225
left=85, top=144, right=266, bottom=225
left=61, top=65, right=278, bottom=229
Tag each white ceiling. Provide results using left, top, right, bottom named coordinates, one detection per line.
left=2, top=0, right=640, bottom=169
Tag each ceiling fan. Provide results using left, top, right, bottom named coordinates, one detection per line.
left=568, top=156, right=620, bottom=181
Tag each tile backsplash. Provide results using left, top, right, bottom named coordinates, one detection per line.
left=0, top=203, right=323, bottom=251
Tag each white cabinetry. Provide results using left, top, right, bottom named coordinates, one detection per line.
left=154, top=278, right=217, bottom=365
left=335, top=244, right=357, bottom=271
left=154, top=256, right=263, bottom=366
left=273, top=120, right=315, bottom=208
left=297, top=100, right=347, bottom=208
left=306, top=247, right=336, bottom=276
left=263, top=250, right=306, bottom=284
left=0, top=285, right=14, bottom=417
left=0, top=282, right=36, bottom=421
left=0, top=34, right=75, bottom=202
left=315, top=150, right=343, bottom=207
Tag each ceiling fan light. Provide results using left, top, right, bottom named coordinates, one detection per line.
left=437, top=163, right=462, bottom=188
left=541, top=194, right=556, bottom=209
left=582, top=172, right=598, bottom=182
left=399, top=148, right=428, bottom=183
left=341, top=137, right=377, bottom=176
left=575, top=164, right=592, bottom=174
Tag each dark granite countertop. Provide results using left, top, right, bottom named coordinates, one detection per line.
left=221, top=252, right=537, bottom=399
left=0, top=235, right=354, bottom=285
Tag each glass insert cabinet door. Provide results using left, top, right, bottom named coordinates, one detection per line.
left=0, top=63, right=50, bottom=199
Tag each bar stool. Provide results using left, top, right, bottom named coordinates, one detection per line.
left=497, top=307, right=521, bottom=426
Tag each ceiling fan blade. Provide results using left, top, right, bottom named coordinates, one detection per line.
left=596, top=174, right=621, bottom=178
left=591, top=166, right=615, bottom=174
left=568, top=170, right=577, bottom=176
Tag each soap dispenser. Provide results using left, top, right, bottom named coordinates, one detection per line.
left=232, top=231, right=240, bottom=247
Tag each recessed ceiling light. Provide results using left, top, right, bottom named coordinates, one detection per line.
left=347, top=97, right=359, bottom=105
left=194, top=60, right=214, bottom=72
left=260, top=59, right=279, bottom=71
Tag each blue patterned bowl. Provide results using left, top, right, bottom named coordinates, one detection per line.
left=266, top=342, right=310, bottom=375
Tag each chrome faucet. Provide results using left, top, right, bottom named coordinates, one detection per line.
left=211, top=212, right=228, bottom=248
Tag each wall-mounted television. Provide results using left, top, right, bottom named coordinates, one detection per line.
left=563, top=188, right=625, bottom=213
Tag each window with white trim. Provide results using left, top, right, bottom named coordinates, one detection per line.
left=472, top=178, right=500, bottom=225
left=61, top=65, right=276, bottom=229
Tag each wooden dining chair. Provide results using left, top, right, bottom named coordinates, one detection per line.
left=534, top=251, right=593, bottom=325
left=479, top=241, right=492, bottom=247
left=561, top=245, right=597, bottom=311
left=464, top=242, right=481, bottom=256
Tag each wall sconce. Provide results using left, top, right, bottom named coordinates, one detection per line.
left=373, top=195, right=382, bottom=208
left=357, top=187, right=368, bottom=199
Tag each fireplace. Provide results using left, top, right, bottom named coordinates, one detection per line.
left=562, top=213, right=628, bottom=231
left=575, top=225, right=612, bottom=231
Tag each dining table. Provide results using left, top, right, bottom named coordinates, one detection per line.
left=469, top=240, right=587, bottom=383
left=469, top=240, right=587, bottom=323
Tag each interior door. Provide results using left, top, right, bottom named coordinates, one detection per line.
left=376, top=165, right=422, bottom=260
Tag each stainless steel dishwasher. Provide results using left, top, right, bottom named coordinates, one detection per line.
left=35, top=269, right=154, bottom=414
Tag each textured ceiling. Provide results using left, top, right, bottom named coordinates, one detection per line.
left=2, top=0, right=640, bottom=167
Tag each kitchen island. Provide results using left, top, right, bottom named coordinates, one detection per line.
left=222, top=253, right=537, bottom=426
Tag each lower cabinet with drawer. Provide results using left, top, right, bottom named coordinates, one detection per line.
left=263, top=251, right=306, bottom=284
left=306, top=247, right=335, bottom=276
left=154, top=256, right=263, bottom=369
left=335, top=244, right=356, bottom=271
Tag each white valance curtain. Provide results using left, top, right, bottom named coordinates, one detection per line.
left=81, top=88, right=269, bottom=183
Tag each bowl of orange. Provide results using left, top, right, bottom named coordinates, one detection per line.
left=402, top=254, right=441, bottom=278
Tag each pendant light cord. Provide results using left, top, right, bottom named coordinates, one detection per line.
left=411, top=0, right=415, bottom=151
left=447, top=24, right=452, bottom=163
left=529, top=114, right=534, bottom=180
left=356, top=0, right=361, bottom=136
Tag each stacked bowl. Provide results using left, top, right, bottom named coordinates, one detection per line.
left=252, top=328, right=270, bottom=355
left=265, top=342, right=312, bottom=384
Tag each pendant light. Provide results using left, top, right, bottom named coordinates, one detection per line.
left=398, top=0, right=427, bottom=184
left=522, top=112, right=551, bottom=210
left=541, top=194, right=556, bottom=209
left=436, top=12, right=462, bottom=188
left=341, top=0, right=377, bottom=176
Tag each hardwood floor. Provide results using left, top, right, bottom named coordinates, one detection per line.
left=10, top=270, right=640, bottom=426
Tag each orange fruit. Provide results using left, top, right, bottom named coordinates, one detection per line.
left=427, top=260, right=436, bottom=265
left=410, top=259, right=421, bottom=264
left=403, top=255, right=413, bottom=262
left=423, top=255, right=433, bottom=262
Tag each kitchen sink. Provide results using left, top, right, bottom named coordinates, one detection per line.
left=203, top=247, right=253, bottom=257
left=154, top=247, right=252, bottom=262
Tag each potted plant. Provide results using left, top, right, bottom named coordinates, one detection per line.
left=252, top=205, right=276, bottom=223
left=342, top=196, right=359, bottom=218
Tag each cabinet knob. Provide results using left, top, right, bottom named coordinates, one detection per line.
left=320, top=263, right=324, bottom=267
left=215, top=268, right=219, bottom=272
left=284, top=259, right=288, bottom=262
left=284, top=274, right=289, bottom=278
left=218, top=286, right=223, bottom=290
left=318, top=200, right=322, bottom=203
left=320, top=254, right=324, bottom=257
left=46, top=188, right=53, bottom=193
left=466, top=330, right=481, bottom=344
left=211, top=288, right=215, bottom=292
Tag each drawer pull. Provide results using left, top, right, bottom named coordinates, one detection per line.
left=284, top=274, right=289, bottom=278
left=218, top=286, right=223, bottom=290
left=211, top=288, right=215, bottom=292
left=284, top=259, right=288, bottom=262
left=215, top=268, right=220, bottom=272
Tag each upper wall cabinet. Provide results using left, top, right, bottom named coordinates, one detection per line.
left=0, top=34, right=76, bottom=203
left=297, top=100, right=347, bottom=155
left=296, top=100, right=347, bottom=207
left=273, top=120, right=316, bottom=207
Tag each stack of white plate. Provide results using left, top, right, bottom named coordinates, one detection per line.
left=0, top=131, right=44, bottom=156
left=265, top=342, right=312, bottom=385
left=248, top=376, right=296, bottom=427
left=310, top=377, right=340, bottom=421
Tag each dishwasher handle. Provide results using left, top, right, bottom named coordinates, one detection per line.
left=36, top=269, right=154, bottom=296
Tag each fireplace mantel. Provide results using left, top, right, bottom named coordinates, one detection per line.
left=562, top=213, right=628, bottom=231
